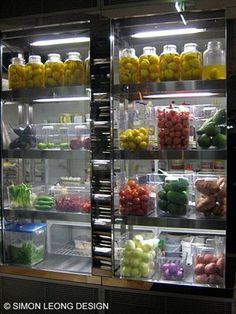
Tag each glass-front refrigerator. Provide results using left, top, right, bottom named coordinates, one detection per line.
left=0, top=16, right=92, bottom=274
left=111, top=10, right=236, bottom=292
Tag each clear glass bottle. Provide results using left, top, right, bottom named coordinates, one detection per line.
left=180, top=43, right=202, bottom=80
left=203, top=41, right=226, bottom=80
left=8, top=53, right=26, bottom=89
left=119, top=48, right=139, bottom=84
left=139, top=47, right=159, bottom=83
left=45, top=53, right=64, bottom=87
left=26, top=55, right=45, bottom=88
left=64, top=52, right=84, bottom=86
left=84, top=51, right=90, bottom=85
left=160, top=45, right=180, bottom=81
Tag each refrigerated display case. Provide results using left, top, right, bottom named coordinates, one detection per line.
left=111, top=10, right=236, bottom=291
left=0, top=17, right=93, bottom=274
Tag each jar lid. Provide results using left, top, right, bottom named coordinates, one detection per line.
left=48, top=53, right=61, bottom=59
left=184, top=43, right=198, bottom=49
left=67, top=52, right=81, bottom=60
left=163, top=44, right=177, bottom=50
left=143, top=46, right=156, bottom=54
left=28, top=55, right=41, bottom=63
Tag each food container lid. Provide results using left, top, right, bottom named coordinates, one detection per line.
left=5, top=223, right=47, bottom=233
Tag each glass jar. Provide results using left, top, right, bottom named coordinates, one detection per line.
left=139, top=47, right=159, bottom=83
left=157, top=105, right=190, bottom=149
left=180, top=43, right=202, bottom=80
left=119, top=48, right=139, bottom=84
left=8, top=54, right=26, bottom=89
left=203, top=41, right=226, bottom=80
left=160, top=45, right=180, bottom=81
left=26, top=55, right=45, bottom=88
left=84, top=51, right=90, bottom=85
left=64, top=52, right=84, bottom=86
left=45, top=53, right=64, bottom=87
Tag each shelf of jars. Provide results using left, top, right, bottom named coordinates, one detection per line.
left=2, top=85, right=90, bottom=103
left=112, top=80, right=226, bottom=99
left=114, top=149, right=227, bottom=161
left=4, top=207, right=91, bottom=223
left=114, top=212, right=226, bottom=230
left=2, top=149, right=90, bottom=160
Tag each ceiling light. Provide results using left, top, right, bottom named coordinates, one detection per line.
left=144, top=92, right=218, bottom=99
left=34, top=97, right=90, bottom=103
left=31, top=37, right=90, bottom=46
left=131, top=28, right=206, bottom=38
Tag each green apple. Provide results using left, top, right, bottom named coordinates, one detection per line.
left=131, top=247, right=143, bottom=258
left=120, top=257, right=129, bottom=267
left=133, top=234, right=144, bottom=248
left=130, top=267, right=141, bottom=278
left=141, top=252, right=152, bottom=263
left=149, top=250, right=156, bottom=259
left=139, top=262, right=150, bottom=276
left=121, top=266, right=131, bottom=277
left=124, top=239, right=136, bottom=250
left=130, top=257, right=140, bottom=267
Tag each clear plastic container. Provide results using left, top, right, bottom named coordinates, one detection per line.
left=74, top=235, right=91, bottom=257
left=58, top=125, right=70, bottom=150
left=119, top=231, right=158, bottom=279
left=5, top=223, right=46, bottom=266
left=158, top=253, right=187, bottom=281
left=192, top=244, right=225, bottom=287
left=119, top=175, right=156, bottom=216
left=8, top=53, right=26, bottom=89
left=194, top=175, right=226, bottom=218
left=203, top=41, right=226, bottom=80
left=180, top=43, right=202, bottom=80
left=45, top=53, right=64, bottom=87
left=64, top=52, right=84, bottom=86
left=84, top=51, right=90, bottom=85
left=54, top=186, right=91, bottom=213
left=160, top=45, right=180, bottom=81
left=8, top=183, right=37, bottom=209
left=195, top=106, right=227, bottom=150
left=33, top=185, right=55, bottom=211
left=139, top=47, right=159, bottom=83
left=119, top=48, right=139, bottom=84
left=25, top=55, right=45, bottom=88
left=36, top=124, right=57, bottom=150
left=157, top=105, right=190, bottom=149
left=69, top=123, right=90, bottom=150
left=157, top=174, right=190, bottom=217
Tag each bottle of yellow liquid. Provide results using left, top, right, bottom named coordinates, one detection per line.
left=64, top=52, right=84, bottom=86
left=26, top=55, right=45, bottom=88
left=84, top=51, right=90, bottom=85
left=203, top=41, right=226, bottom=80
left=8, top=53, right=26, bottom=89
left=119, top=48, right=139, bottom=84
left=160, top=45, right=180, bottom=81
left=180, top=43, right=202, bottom=80
left=139, top=47, right=159, bottom=83
left=45, top=53, right=64, bottom=87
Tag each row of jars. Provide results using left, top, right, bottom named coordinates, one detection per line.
left=8, top=52, right=90, bottom=90
left=119, top=41, right=226, bottom=84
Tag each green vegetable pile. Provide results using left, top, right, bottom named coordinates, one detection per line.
left=8, top=241, right=45, bottom=265
left=8, top=183, right=36, bottom=208
left=158, top=177, right=189, bottom=216
left=34, top=195, right=55, bottom=210
left=197, top=108, right=226, bottom=149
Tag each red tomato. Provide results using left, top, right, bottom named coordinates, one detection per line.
left=127, top=179, right=137, bottom=189
left=158, top=131, right=165, bottom=138
left=138, top=187, right=148, bottom=196
left=175, top=123, right=182, bottom=131
left=124, top=194, right=133, bottom=202
left=133, top=197, right=141, bottom=204
left=165, top=121, right=173, bottom=128
left=165, top=137, right=172, bottom=145
left=164, top=129, right=170, bottom=135
left=119, top=190, right=126, bottom=197
left=173, top=137, right=181, bottom=144
left=182, top=128, right=189, bottom=136
left=182, top=119, right=189, bottom=127
left=175, top=131, right=181, bottom=137
left=140, top=194, right=149, bottom=203
left=158, top=121, right=165, bottom=128
left=169, top=132, right=175, bottom=138
left=119, top=196, right=126, bottom=206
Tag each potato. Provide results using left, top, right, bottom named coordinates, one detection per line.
left=196, top=255, right=205, bottom=264
left=196, top=195, right=216, bottom=212
left=194, top=263, right=205, bottom=275
left=195, top=179, right=219, bottom=195
left=204, top=254, right=217, bottom=264
left=216, top=256, right=225, bottom=276
left=205, top=262, right=218, bottom=274
left=208, top=274, right=223, bottom=285
left=195, top=274, right=208, bottom=284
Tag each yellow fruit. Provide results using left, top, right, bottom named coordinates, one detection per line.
left=134, top=136, right=142, bottom=144
left=140, top=60, right=150, bottom=69
left=128, top=142, right=136, bottom=150
left=139, top=141, right=148, bottom=149
left=139, top=127, right=148, bottom=136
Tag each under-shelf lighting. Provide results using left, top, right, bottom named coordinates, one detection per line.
left=144, top=92, right=218, bottom=99
left=131, top=28, right=206, bottom=38
left=34, top=97, right=90, bottom=103
left=30, top=37, right=90, bottom=46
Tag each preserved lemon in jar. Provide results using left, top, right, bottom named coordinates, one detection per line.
left=84, top=51, right=90, bottom=85
left=139, top=47, right=159, bottom=83
left=119, top=48, right=139, bottom=84
left=8, top=54, right=26, bottom=89
left=160, top=45, right=180, bottom=81
left=64, top=52, right=84, bottom=86
left=180, top=43, right=202, bottom=80
left=203, top=41, right=226, bottom=80
left=45, top=53, right=64, bottom=87
left=25, top=55, right=45, bottom=88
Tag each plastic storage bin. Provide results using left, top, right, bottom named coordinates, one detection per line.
left=195, top=106, right=226, bottom=150
left=33, top=185, right=55, bottom=211
left=119, top=175, right=156, bottom=216
left=157, top=105, right=190, bottom=149
left=119, top=231, right=159, bottom=279
left=8, top=183, right=37, bottom=209
left=54, top=186, right=91, bottom=213
left=194, top=175, right=226, bottom=218
left=5, top=223, right=46, bottom=266
left=158, top=253, right=187, bottom=281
